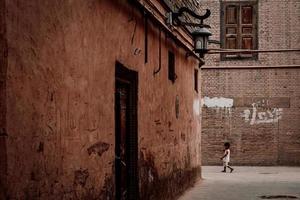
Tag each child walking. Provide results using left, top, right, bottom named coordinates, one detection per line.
left=220, top=142, right=234, bottom=173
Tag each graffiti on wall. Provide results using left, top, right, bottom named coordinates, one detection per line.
left=241, top=103, right=283, bottom=125
left=202, top=97, right=284, bottom=125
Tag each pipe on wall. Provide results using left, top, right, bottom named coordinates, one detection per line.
left=134, top=0, right=205, bottom=65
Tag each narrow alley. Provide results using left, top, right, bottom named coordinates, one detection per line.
left=0, top=0, right=299, bottom=199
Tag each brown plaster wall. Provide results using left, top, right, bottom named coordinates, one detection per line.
left=200, top=0, right=300, bottom=166
left=2, top=0, right=201, bottom=199
left=0, top=0, right=8, bottom=198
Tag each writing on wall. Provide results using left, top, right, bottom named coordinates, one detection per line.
left=241, top=103, right=283, bottom=125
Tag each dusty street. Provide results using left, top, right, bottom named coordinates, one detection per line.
left=178, top=166, right=300, bottom=200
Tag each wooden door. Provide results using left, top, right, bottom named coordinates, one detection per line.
left=115, top=82, right=129, bottom=199
left=115, top=62, right=138, bottom=200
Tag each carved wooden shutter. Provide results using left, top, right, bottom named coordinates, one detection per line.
left=222, top=1, right=257, bottom=59
left=240, top=2, right=257, bottom=58
left=223, top=3, right=239, bottom=58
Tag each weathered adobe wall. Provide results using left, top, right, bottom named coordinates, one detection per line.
left=2, top=0, right=201, bottom=199
left=200, top=0, right=300, bottom=166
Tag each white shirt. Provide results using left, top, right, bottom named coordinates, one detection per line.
left=223, top=149, right=230, bottom=162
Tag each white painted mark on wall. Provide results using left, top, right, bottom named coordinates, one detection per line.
left=241, top=103, right=283, bottom=125
left=193, top=99, right=200, bottom=116
left=201, top=97, right=234, bottom=108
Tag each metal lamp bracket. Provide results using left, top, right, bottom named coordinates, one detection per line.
left=166, top=7, right=211, bottom=28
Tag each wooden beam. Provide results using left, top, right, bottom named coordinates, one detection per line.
left=201, top=65, right=300, bottom=69
left=208, top=48, right=300, bottom=54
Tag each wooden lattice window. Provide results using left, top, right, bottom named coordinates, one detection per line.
left=221, top=1, right=258, bottom=59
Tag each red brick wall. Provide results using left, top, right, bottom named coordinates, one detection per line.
left=200, top=0, right=300, bottom=166
left=201, top=69, right=300, bottom=166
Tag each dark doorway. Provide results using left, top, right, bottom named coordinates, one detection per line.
left=115, top=62, right=138, bottom=200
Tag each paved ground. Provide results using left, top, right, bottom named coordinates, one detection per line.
left=178, top=166, right=300, bottom=200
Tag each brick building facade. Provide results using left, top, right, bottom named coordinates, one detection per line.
left=201, top=0, right=300, bottom=165
left=0, top=0, right=204, bottom=199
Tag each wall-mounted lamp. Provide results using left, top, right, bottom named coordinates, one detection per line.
left=166, top=7, right=212, bottom=58
left=192, top=27, right=212, bottom=58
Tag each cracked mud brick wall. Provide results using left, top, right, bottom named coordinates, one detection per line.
left=2, top=0, right=201, bottom=199
left=200, top=0, right=300, bottom=166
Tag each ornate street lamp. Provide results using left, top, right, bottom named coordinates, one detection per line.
left=192, top=27, right=212, bottom=58
left=166, top=7, right=212, bottom=58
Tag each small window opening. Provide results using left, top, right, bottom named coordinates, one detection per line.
left=168, top=51, right=176, bottom=83
left=194, top=69, right=198, bottom=93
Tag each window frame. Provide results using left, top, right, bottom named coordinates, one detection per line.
left=168, top=51, right=176, bottom=83
left=194, top=69, right=198, bottom=93
left=220, top=0, right=258, bottom=61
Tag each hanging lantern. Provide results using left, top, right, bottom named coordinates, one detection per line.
left=192, top=27, right=212, bottom=58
